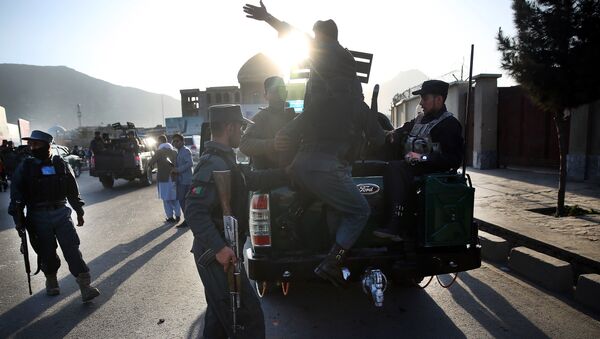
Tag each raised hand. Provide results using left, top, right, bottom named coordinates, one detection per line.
left=243, top=1, right=269, bottom=21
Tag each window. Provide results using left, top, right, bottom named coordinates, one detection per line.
left=216, top=93, right=222, bottom=103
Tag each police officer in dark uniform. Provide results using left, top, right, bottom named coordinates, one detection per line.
left=8, top=130, right=100, bottom=302
left=239, top=76, right=297, bottom=169
left=243, top=1, right=385, bottom=287
left=186, top=105, right=287, bottom=339
left=89, top=131, right=104, bottom=155
left=373, top=80, right=464, bottom=240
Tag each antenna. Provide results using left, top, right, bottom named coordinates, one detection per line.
left=77, top=104, right=82, bottom=128
left=462, top=45, right=474, bottom=178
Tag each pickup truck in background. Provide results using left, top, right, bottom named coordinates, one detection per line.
left=89, top=122, right=155, bottom=188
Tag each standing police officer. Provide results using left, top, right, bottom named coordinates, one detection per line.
left=186, top=105, right=287, bottom=339
left=8, top=130, right=100, bottom=302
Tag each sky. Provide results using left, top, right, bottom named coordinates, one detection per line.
left=0, top=0, right=517, bottom=101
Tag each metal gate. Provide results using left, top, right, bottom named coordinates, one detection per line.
left=497, top=86, right=566, bottom=168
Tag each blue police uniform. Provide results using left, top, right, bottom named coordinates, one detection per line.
left=8, top=130, right=99, bottom=301
left=185, top=106, right=287, bottom=339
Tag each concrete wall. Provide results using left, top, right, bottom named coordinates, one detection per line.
left=391, top=81, right=468, bottom=128
left=472, top=74, right=501, bottom=169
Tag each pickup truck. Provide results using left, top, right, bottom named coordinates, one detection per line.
left=206, top=52, right=480, bottom=307
left=89, top=122, right=155, bottom=188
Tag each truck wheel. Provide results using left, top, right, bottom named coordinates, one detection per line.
left=141, top=167, right=153, bottom=186
left=73, top=165, right=82, bottom=178
left=100, top=176, right=114, bottom=188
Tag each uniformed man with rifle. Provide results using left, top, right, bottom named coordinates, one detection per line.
left=186, top=105, right=287, bottom=338
left=8, top=130, right=100, bottom=302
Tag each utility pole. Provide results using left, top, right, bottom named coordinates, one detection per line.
left=77, top=104, right=82, bottom=128
left=161, top=95, right=165, bottom=126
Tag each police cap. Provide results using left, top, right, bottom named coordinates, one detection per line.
left=21, top=130, right=53, bottom=144
left=412, top=80, right=449, bottom=99
left=209, top=104, right=254, bottom=126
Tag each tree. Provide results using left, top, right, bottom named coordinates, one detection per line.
left=497, top=0, right=600, bottom=216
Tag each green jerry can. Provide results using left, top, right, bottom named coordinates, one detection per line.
left=417, top=174, right=475, bottom=247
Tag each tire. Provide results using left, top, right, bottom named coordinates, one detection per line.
left=73, top=165, right=82, bottom=178
left=141, top=166, right=153, bottom=186
left=100, top=175, right=114, bottom=188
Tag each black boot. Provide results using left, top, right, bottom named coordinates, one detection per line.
left=373, top=204, right=403, bottom=242
left=314, top=243, right=349, bottom=288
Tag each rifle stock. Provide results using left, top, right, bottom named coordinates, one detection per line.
left=213, top=170, right=243, bottom=334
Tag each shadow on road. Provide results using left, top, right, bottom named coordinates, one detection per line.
left=186, top=311, right=207, bottom=339
left=0, top=224, right=186, bottom=338
left=259, top=281, right=466, bottom=338
left=449, top=271, right=547, bottom=337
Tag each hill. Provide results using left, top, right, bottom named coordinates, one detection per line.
left=0, top=64, right=181, bottom=130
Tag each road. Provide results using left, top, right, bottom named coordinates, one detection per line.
left=1, top=173, right=599, bottom=338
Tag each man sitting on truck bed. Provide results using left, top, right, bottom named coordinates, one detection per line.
left=373, top=80, right=464, bottom=241
left=239, top=76, right=297, bottom=170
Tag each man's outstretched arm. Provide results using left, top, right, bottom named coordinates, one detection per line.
left=243, top=1, right=297, bottom=37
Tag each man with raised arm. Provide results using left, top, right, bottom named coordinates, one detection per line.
left=243, top=1, right=385, bottom=287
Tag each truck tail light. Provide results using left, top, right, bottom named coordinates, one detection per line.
left=249, top=193, right=271, bottom=247
left=135, top=155, right=141, bottom=167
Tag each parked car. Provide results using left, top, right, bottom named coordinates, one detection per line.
left=51, top=144, right=84, bottom=177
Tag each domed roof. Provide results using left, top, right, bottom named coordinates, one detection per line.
left=237, top=53, right=282, bottom=83
left=48, top=125, right=67, bottom=135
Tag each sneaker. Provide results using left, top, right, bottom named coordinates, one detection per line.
left=165, top=217, right=176, bottom=222
left=176, top=221, right=188, bottom=228
left=175, top=216, right=181, bottom=223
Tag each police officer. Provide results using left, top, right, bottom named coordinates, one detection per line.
left=373, top=80, right=464, bottom=240
left=89, top=131, right=104, bottom=155
left=239, top=76, right=297, bottom=169
left=186, top=105, right=287, bottom=339
left=8, top=130, right=100, bottom=302
left=244, top=1, right=385, bottom=287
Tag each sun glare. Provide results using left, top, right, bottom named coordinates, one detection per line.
left=264, top=31, right=310, bottom=82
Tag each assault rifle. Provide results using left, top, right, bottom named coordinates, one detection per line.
left=213, top=170, right=243, bottom=334
left=15, top=202, right=32, bottom=295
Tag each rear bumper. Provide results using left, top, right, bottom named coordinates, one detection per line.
left=246, top=246, right=481, bottom=282
left=89, top=168, right=143, bottom=179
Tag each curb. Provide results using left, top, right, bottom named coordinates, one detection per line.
left=508, top=247, right=573, bottom=293
left=478, top=231, right=510, bottom=263
left=476, top=222, right=600, bottom=313
left=475, top=218, right=600, bottom=275
left=575, top=274, right=600, bottom=312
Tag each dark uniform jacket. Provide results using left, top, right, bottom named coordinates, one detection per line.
left=393, top=105, right=463, bottom=172
left=185, top=141, right=287, bottom=256
left=239, top=106, right=297, bottom=169
left=8, top=155, right=85, bottom=219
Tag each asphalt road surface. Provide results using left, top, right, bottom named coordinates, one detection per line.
left=1, top=173, right=599, bottom=338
